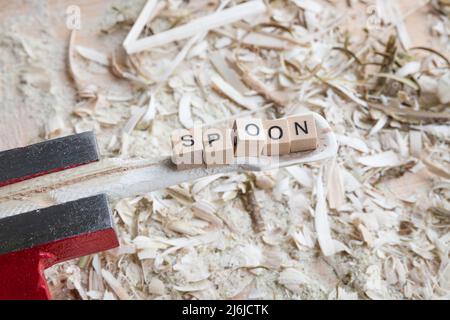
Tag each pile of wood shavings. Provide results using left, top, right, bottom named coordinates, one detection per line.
left=39, top=0, right=450, bottom=300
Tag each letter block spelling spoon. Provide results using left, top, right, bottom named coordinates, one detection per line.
left=0, top=112, right=337, bottom=300
left=0, top=113, right=337, bottom=219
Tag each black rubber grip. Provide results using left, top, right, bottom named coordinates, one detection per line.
left=0, top=194, right=114, bottom=255
left=0, top=132, right=100, bottom=187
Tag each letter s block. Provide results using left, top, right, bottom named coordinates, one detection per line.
left=171, top=128, right=204, bottom=170
left=203, top=128, right=234, bottom=168
left=287, top=113, right=318, bottom=152
left=233, top=118, right=266, bottom=158
left=262, top=118, right=290, bottom=156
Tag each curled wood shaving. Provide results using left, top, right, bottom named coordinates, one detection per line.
left=369, top=103, right=450, bottom=123
left=236, top=21, right=306, bottom=48
left=217, top=29, right=295, bottom=51
left=409, top=131, right=422, bottom=158
left=157, top=231, right=220, bottom=248
left=192, top=174, right=224, bottom=194
left=101, top=270, right=131, bottom=300
left=166, top=186, right=193, bottom=206
left=336, top=134, right=369, bottom=153
left=211, top=74, right=257, bottom=110
left=192, top=200, right=223, bottom=228
left=68, top=30, right=84, bottom=91
left=209, top=51, right=248, bottom=94
left=239, top=180, right=265, bottom=234
left=437, top=72, right=450, bottom=104
left=137, top=93, right=157, bottom=130
left=357, top=151, right=402, bottom=168
left=122, top=106, right=147, bottom=134
left=372, top=73, right=419, bottom=91
left=326, top=158, right=346, bottom=210
left=111, top=50, right=149, bottom=86
left=314, top=168, right=335, bottom=257
left=326, top=80, right=368, bottom=107
left=166, top=219, right=205, bottom=236
left=380, top=169, right=434, bottom=202
left=148, top=278, right=166, bottom=296
left=395, top=61, right=421, bottom=78
left=254, top=173, right=275, bottom=190
left=228, top=58, right=289, bottom=109
left=376, top=0, right=412, bottom=49
left=76, top=45, right=110, bottom=66
left=286, top=165, right=313, bottom=189
left=422, top=157, right=450, bottom=179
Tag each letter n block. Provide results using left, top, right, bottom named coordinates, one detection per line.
left=203, top=128, right=234, bottom=167
left=233, top=118, right=266, bottom=158
left=263, top=118, right=290, bottom=156
left=171, top=128, right=204, bottom=170
left=287, top=114, right=318, bottom=152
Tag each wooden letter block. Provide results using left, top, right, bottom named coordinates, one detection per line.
left=262, top=118, right=290, bottom=156
left=171, top=127, right=203, bottom=170
left=233, top=118, right=266, bottom=158
left=287, top=114, right=318, bottom=153
left=203, top=128, right=234, bottom=167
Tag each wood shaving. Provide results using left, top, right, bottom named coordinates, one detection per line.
left=357, top=151, right=402, bottom=168
left=122, top=0, right=159, bottom=48
left=101, top=270, right=131, bottom=300
left=239, top=180, right=266, bottom=234
left=178, top=93, right=194, bottom=129
left=326, top=158, right=346, bottom=210
left=76, top=45, right=110, bottom=66
left=192, top=200, right=223, bottom=228
left=228, top=58, right=289, bottom=108
left=125, top=0, right=267, bottom=54
left=211, top=74, right=257, bottom=110
left=137, top=93, right=157, bottom=130
left=209, top=51, right=248, bottom=94
left=314, top=168, right=335, bottom=257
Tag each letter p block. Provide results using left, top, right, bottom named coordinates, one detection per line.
left=203, top=128, right=234, bottom=168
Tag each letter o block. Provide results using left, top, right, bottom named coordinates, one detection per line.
left=233, top=118, right=266, bottom=158
left=203, top=128, right=234, bottom=168
left=287, top=114, right=318, bottom=153
left=263, top=118, right=290, bottom=156
left=171, top=128, right=204, bottom=170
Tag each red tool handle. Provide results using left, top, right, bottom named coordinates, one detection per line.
left=0, top=248, right=54, bottom=300
left=0, top=229, right=118, bottom=300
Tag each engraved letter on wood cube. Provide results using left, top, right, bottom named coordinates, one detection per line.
left=233, top=118, right=266, bottom=158
left=287, top=113, right=318, bottom=153
left=171, top=127, right=204, bottom=170
left=203, top=128, right=234, bottom=167
left=263, top=118, right=291, bottom=156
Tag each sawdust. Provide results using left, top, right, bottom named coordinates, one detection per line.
left=0, top=0, right=449, bottom=300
